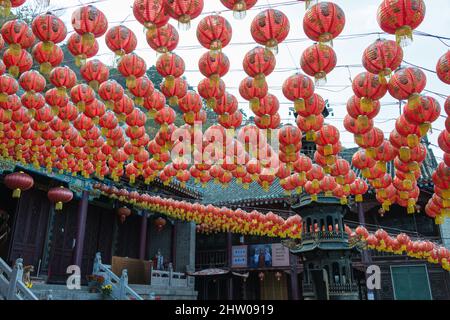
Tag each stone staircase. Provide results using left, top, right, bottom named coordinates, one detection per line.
left=31, top=284, right=104, bottom=300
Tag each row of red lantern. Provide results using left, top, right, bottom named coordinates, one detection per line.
left=349, top=226, right=450, bottom=271
left=426, top=97, right=450, bottom=222
left=93, top=182, right=303, bottom=238
left=3, top=171, right=73, bottom=209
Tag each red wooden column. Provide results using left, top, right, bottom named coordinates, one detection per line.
left=73, top=190, right=88, bottom=268
left=171, top=222, right=177, bottom=269
left=139, top=213, right=148, bottom=260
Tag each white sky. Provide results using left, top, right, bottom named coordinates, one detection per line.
left=42, top=0, right=450, bottom=161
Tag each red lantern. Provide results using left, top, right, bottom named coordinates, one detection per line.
left=70, top=84, right=96, bottom=112
left=71, top=5, right=108, bottom=45
left=352, top=72, right=387, bottom=112
left=347, top=95, right=380, bottom=122
left=250, top=9, right=290, bottom=54
left=32, top=41, right=64, bottom=75
left=118, top=53, right=147, bottom=89
left=146, top=23, right=179, bottom=53
left=154, top=106, right=176, bottom=130
left=49, top=66, right=77, bottom=93
left=362, top=39, right=403, bottom=79
left=67, top=33, right=99, bottom=66
left=214, top=92, right=238, bottom=116
left=388, top=67, right=426, bottom=107
left=198, top=77, right=225, bottom=109
left=282, top=73, right=315, bottom=113
left=133, top=0, right=169, bottom=30
left=4, top=171, right=34, bottom=198
left=154, top=216, right=167, bottom=232
left=129, top=76, right=155, bottom=107
left=219, top=0, right=257, bottom=19
left=243, top=46, right=276, bottom=87
left=197, top=15, right=232, bottom=52
left=105, top=25, right=137, bottom=57
left=19, top=70, right=46, bottom=93
left=239, top=77, right=268, bottom=110
left=143, top=90, right=166, bottom=118
left=32, top=13, right=66, bottom=51
left=156, top=52, right=185, bottom=87
left=47, top=186, right=73, bottom=210
left=377, top=0, right=426, bottom=46
left=350, top=179, right=368, bottom=202
left=251, top=93, right=279, bottom=118
left=117, top=206, right=132, bottom=223
left=199, top=51, right=230, bottom=83
left=3, top=48, right=32, bottom=78
left=436, top=51, right=450, bottom=85
left=160, top=77, right=187, bottom=106
left=164, top=0, right=204, bottom=30
left=303, top=2, right=345, bottom=46
left=1, top=19, right=35, bottom=52
left=315, top=125, right=340, bottom=156
left=301, top=44, right=337, bottom=84
left=403, top=96, right=440, bottom=136
left=99, top=80, right=125, bottom=110
left=296, top=114, right=324, bottom=141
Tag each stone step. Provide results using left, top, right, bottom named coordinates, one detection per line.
left=31, top=284, right=105, bottom=300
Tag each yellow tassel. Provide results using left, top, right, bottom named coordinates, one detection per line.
left=419, top=123, right=431, bottom=136
left=355, top=194, right=363, bottom=202
left=395, top=25, right=413, bottom=47
left=311, top=194, right=318, bottom=202
left=56, top=202, right=63, bottom=211
left=399, top=147, right=411, bottom=162
left=12, top=188, right=21, bottom=198
left=294, top=99, right=305, bottom=112
left=323, top=144, right=333, bottom=156
left=360, top=98, right=374, bottom=113
left=81, top=32, right=95, bottom=47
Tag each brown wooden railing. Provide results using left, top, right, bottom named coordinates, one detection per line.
left=196, top=250, right=227, bottom=269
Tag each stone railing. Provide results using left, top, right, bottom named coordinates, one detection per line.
left=93, top=253, right=143, bottom=300
left=303, top=282, right=358, bottom=295
left=302, top=231, right=348, bottom=242
left=150, top=263, right=194, bottom=289
left=0, top=258, right=38, bottom=300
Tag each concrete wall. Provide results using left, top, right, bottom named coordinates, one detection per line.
left=439, top=219, right=450, bottom=249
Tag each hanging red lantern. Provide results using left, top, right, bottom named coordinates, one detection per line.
left=4, top=171, right=34, bottom=198
left=355, top=127, right=384, bottom=155
left=362, top=39, right=403, bottom=79
left=105, top=25, right=137, bottom=58
left=239, top=76, right=268, bottom=110
left=197, top=15, right=232, bottom=52
left=32, top=41, right=64, bottom=75
left=250, top=9, right=290, bottom=54
left=395, top=115, right=422, bottom=148
left=296, top=114, right=324, bottom=142
left=146, top=23, right=179, bottom=53
left=347, top=95, right=380, bottom=123
left=156, top=52, right=185, bottom=88
left=350, top=179, right=368, bottom=202
left=113, top=95, right=134, bottom=122
left=282, top=73, right=315, bottom=113
left=18, top=70, right=46, bottom=93
left=179, top=90, right=202, bottom=117
left=129, top=76, right=155, bottom=107
left=117, top=206, right=131, bottom=223
left=388, top=67, right=426, bottom=107
left=403, top=95, right=440, bottom=136
left=303, top=2, right=346, bottom=46
left=133, top=0, right=169, bottom=31
left=436, top=51, right=450, bottom=85
left=377, top=0, right=426, bottom=46
left=373, top=140, right=398, bottom=172
left=251, top=93, right=279, bottom=118
left=31, top=13, right=67, bottom=52
left=47, top=186, right=73, bottom=210
left=98, top=80, right=125, bottom=110
left=70, top=84, right=96, bottom=112
left=118, top=53, right=147, bottom=89
left=315, top=125, right=340, bottom=156
left=154, top=216, right=167, bottom=232
left=160, top=77, right=187, bottom=106
left=219, top=111, right=243, bottom=129
left=80, top=59, right=109, bottom=91
left=164, top=0, right=204, bottom=30
left=220, top=0, right=257, bottom=19
left=67, top=33, right=99, bottom=66
left=438, top=130, right=450, bottom=154
left=49, top=66, right=77, bottom=95
left=3, top=48, right=32, bottom=78
left=0, top=74, right=18, bottom=100
left=243, top=46, right=276, bottom=87
left=199, top=51, right=230, bottom=84
left=198, top=77, right=225, bottom=109
left=154, top=106, right=176, bottom=130
left=1, top=19, right=35, bottom=53
left=301, top=44, right=337, bottom=84
left=71, top=5, right=108, bottom=46
left=143, top=90, right=166, bottom=118
left=352, top=72, right=387, bottom=112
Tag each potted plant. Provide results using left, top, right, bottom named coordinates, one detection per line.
left=87, top=274, right=105, bottom=293
left=101, top=284, right=113, bottom=300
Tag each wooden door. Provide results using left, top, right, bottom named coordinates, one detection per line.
left=115, top=214, right=140, bottom=259
left=8, top=189, right=50, bottom=269
left=47, top=201, right=78, bottom=283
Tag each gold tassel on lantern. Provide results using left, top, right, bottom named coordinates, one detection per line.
left=399, top=147, right=411, bottom=162
left=311, top=194, right=318, bottom=202
left=395, top=25, right=413, bottom=47
left=355, top=194, right=363, bottom=202
left=56, top=201, right=63, bottom=211
left=12, top=188, right=21, bottom=198
left=360, top=97, right=374, bottom=113
left=294, top=98, right=305, bottom=112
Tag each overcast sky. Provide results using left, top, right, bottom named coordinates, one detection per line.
left=43, top=0, right=449, bottom=161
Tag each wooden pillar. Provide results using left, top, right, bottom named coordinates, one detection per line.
left=73, top=191, right=89, bottom=268
left=358, top=202, right=375, bottom=299
left=227, top=232, right=233, bottom=300
left=171, top=222, right=177, bottom=269
left=139, top=213, right=148, bottom=260
left=289, top=253, right=300, bottom=300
